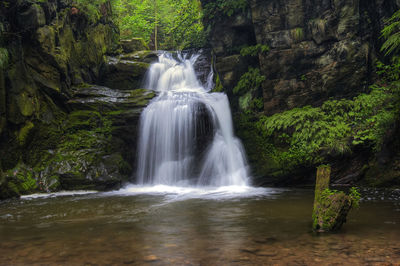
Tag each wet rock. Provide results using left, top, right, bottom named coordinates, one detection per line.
left=100, top=58, right=149, bottom=90
left=120, top=38, right=149, bottom=53
left=257, top=250, right=277, bottom=257
left=240, top=248, right=260, bottom=254
left=143, top=255, right=159, bottom=262
left=0, top=163, right=38, bottom=199
left=119, top=51, right=158, bottom=64
left=17, top=3, right=46, bottom=31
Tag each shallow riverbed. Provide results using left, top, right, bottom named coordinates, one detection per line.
left=0, top=186, right=399, bottom=265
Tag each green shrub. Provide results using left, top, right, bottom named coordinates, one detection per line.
left=256, top=82, right=399, bottom=170
left=233, top=67, right=265, bottom=96
left=240, top=44, right=269, bottom=57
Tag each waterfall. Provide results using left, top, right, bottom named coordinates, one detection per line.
left=136, top=52, right=249, bottom=187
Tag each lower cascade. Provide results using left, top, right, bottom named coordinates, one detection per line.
left=136, top=52, right=249, bottom=187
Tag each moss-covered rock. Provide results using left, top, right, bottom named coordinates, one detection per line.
left=119, top=50, right=158, bottom=63
left=0, top=0, right=142, bottom=200
left=0, top=163, right=38, bottom=199
left=120, top=38, right=149, bottom=53
left=100, top=58, right=149, bottom=90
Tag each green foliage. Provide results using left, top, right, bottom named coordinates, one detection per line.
left=233, top=67, right=265, bottom=95
left=381, top=9, right=400, bottom=55
left=376, top=56, right=400, bottom=82
left=73, top=0, right=108, bottom=23
left=112, top=0, right=205, bottom=50
left=203, top=0, right=248, bottom=22
left=256, top=81, right=399, bottom=170
left=349, top=187, right=361, bottom=208
left=240, top=44, right=270, bottom=57
left=5, top=164, right=38, bottom=196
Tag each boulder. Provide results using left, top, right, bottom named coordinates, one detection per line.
left=100, top=57, right=149, bottom=90
left=120, top=38, right=149, bottom=53
left=17, top=3, right=46, bottom=31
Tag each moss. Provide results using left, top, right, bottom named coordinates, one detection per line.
left=16, top=92, right=35, bottom=117
left=312, top=166, right=358, bottom=232
left=0, top=47, right=8, bottom=69
left=291, top=27, right=304, bottom=41
left=66, top=110, right=103, bottom=132
left=3, top=163, right=38, bottom=197
left=17, top=121, right=35, bottom=146
left=212, top=73, right=224, bottom=92
left=312, top=190, right=353, bottom=232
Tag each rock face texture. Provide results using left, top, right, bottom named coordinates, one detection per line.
left=251, top=0, right=398, bottom=115
left=205, top=0, right=399, bottom=110
left=0, top=0, right=153, bottom=199
left=202, top=0, right=400, bottom=185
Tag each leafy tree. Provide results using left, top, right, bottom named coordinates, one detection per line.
left=112, top=0, right=205, bottom=50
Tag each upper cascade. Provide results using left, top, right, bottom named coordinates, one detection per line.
left=136, top=52, right=249, bottom=187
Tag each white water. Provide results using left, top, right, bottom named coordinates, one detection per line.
left=136, top=52, right=249, bottom=187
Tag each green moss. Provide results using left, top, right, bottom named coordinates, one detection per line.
left=212, top=73, right=224, bottom=92
left=312, top=188, right=357, bottom=232
left=18, top=121, right=35, bottom=146
left=0, top=47, right=8, bottom=69
left=16, top=92, right=35, bottom=117
left=4, top=163, right=38, bottom=196
left=291, top=27, right=304, bottom=41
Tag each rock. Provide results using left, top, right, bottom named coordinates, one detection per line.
left=119, top=51, right=158, bottom=63
left=143, top=255, right=159, bottom=262
left=0, top=163, right=38, bottom=199
left=0, top=0, right=145, bottom=199
left=100, top=58, right=149, bottom=90
left=17, top=3, right=46, bottom=31
left=23, top=85, right=156, bottom=192
left=203, top=0, right=400, bottom=185
left=120, top=38, right=149, bottom=53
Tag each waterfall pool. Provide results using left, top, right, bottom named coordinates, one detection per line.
left=0, top=187, right=399, bottom=265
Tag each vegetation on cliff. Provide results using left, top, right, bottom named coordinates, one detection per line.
left=234, top=7, right=400, bottom=186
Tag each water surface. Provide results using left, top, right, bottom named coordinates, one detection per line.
left=0, top=187, right=399, bottom=265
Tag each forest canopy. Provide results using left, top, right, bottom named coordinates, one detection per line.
left=74, top=0, right=206, bottom=50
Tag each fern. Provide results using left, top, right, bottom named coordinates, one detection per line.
left=233, top=67, right=265, bottom=95
left=381, top=9, right=400, bottom=55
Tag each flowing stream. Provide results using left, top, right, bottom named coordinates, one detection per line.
left=136, top=52, right=248, bottom=187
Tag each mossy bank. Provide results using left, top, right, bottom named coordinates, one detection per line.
left=0, top=0, right=154, bottom=199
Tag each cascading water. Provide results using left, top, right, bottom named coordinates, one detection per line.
left=136, top=52, right=249, bottom=187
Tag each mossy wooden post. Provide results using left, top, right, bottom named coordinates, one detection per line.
left=314, top=165, right=331, bottom=208
left=313, top=165, right=353, bottom=232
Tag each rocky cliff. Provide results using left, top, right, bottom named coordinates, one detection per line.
left=202, top=0, right=400, bottom=186
left=0, top=0, right=153, bottom=199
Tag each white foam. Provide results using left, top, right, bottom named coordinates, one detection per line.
left=20, top=190, right=98, bottom=199
left=107, top=185, right=280, bottom=201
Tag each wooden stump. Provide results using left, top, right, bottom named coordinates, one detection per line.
left=312, top=165, right=353, bottom=232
